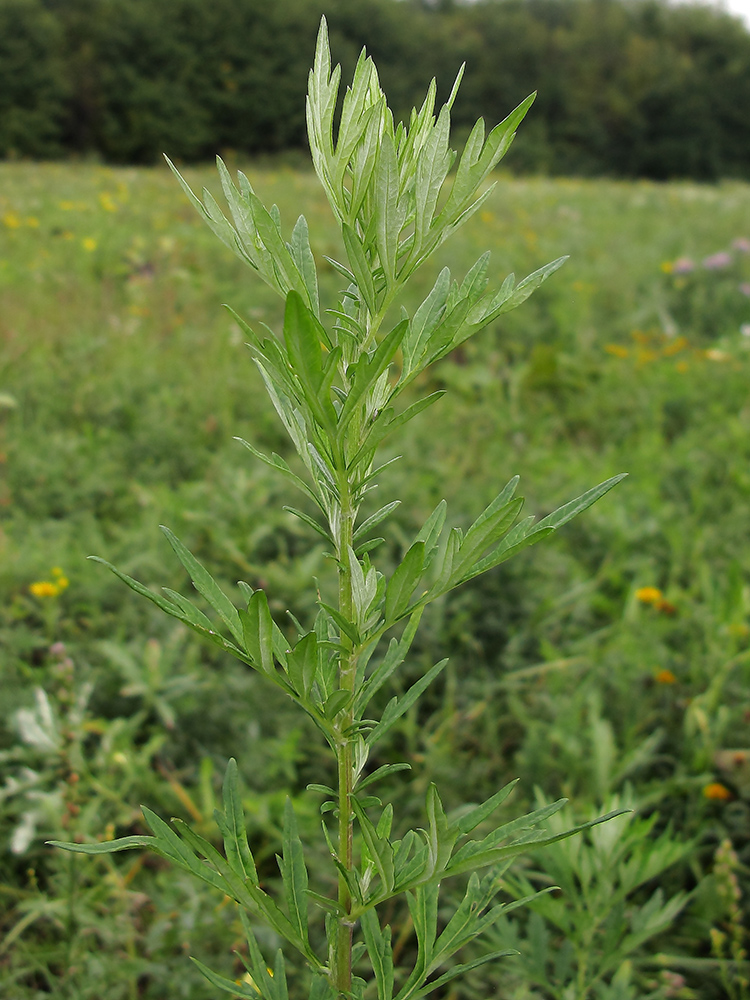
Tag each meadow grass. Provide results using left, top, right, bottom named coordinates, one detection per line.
left=2, top=162, right=750, bottom=998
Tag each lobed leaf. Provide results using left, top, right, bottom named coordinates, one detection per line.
left=361, top=909, right=395, bottom=1000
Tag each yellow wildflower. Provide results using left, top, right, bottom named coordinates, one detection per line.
left=636, top=347, right=658, bottom=364
left=662, top=336, right=688, bottom=357
left=29, top=580, right=59, bottom=598
left=3, top=212, right=21, bottom=229
left=82, top=237, right=97, bottom=252
left=605, top=344, right=629, bottom=358
left=660, top=260, right=673, bottom=273
left=655, top=668, right=677, bottom=684
left=99, top=192, right=118, bottom=213
left=635, top=586, right=663, bottom=604
left=703, top=782, right=732, bottom=801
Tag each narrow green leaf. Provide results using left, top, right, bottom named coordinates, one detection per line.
left=385, top=541, right=425, bottom=621
left=450, top=798, right=568, bottom=871
left=342, top=222, right=377, bottom=315
left=425, top=784, right=457, bottom=877
left=493, top=256, right=568, bottom=317
left=350, top=98, right=386, bottom=221
left=283, top=292, right=336, bottom=431
left=240, top=590, right=275, bottom=676
left=319, top=602, right=361, bottom=646
left=278, top=798, right=309, bottom=941
left=446, top=809, right=630, bottom=879
left=139, top=808, right=228, bottom=894
left=412, top=109, right=452, bottom=262
left=354, top=501, right=401, bottom=542
left=221, top=758, right=258, bottom=883
left=165, top=156, right=247, bottom=265
left=306, top=783, right=336, bottom=796
left=239, top=911, right=286, bottom=999
left=351, top=798, right=395, bottom=893
left=173, top=817, right=308, bottom=953
left=234, top=437, right=323, bottom=510
left=159, top=526, right=243, bottom=645
left=286, top=631, right=318, bottom=698
left=355, top=606, right=424, bottom=713
left=191, top=958, right=260, bottom=999
left=454, top=497, right=523, bottom=578
left=323, top=689, right=352, bottom=719
left=354, top=391, right=445, bottom=463
left=306, top=889, right=344, bottom=915
left=395, top=883, right=439, bottom=1000
left=88, top=556, right=181, bottom=618
left=412, top=951, right=517, bottom=999
left=361, top=909, right=395, bottom=1000
left=355, top=537, right=386, bottom=558
left=283, top=506, right=331, bottom=542
left=431, top=527, right=462, bottom=594
left=48, top=836, right=154, bottom=854
left=456, top=779, right=520, bottom=835
left=375, top=131, right=401, bottom=286
left=161, top=589, right=213, bottom=630
left=367, top=658, right=448, bottom=747
left=338, top=320, right=408, bottom=434
left=402, top=268, right=450, bottom=376
left=290, top=214, right=319, bottom=316
left=284, top=289, right=322, bottom=387
left=532, top=474, right=627, bottom=534
left=357, top=763, right=412, bottom=791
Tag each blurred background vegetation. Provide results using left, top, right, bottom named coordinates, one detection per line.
left=3, top=0, right=750, bottom=179
left=3, top=1, right=750, bottom=997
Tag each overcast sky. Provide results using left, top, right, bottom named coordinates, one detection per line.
left=693, top=0, right=750, bottom=25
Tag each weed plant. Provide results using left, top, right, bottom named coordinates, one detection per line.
left=2, top=29, right=750, bottom=1000
left=46, top=19, right=631, bottom=1000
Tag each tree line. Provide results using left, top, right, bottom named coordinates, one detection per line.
left=2, top=0, right=750, bottom=179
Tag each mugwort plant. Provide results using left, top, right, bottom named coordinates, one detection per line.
left=52, top=19, right=625, bottom=999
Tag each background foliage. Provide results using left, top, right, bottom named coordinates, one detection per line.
left=2, top=160, right=750, bottom=996
left=3, top=0, right=750, bottom=178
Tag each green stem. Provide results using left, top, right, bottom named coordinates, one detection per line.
left=335, top=476, right=358, bottom=999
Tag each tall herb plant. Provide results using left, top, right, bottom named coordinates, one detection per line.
left=53, top=19, right=625, bottom=999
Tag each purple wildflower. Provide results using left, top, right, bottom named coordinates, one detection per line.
left=732, top=237, right=750, bottom=253
left=671, top=257, right=695, bottom=274
left=703, top=251, right=732, bottom=270
left=739, top=283, right=750, bottom=297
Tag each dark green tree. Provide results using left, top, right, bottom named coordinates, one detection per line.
left=0, top=0, right=68, bottom=158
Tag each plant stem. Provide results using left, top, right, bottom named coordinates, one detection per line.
left=335, top=476, right=358, bottom=998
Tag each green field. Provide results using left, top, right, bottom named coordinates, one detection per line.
left=2, top=162, right=750, bottom=998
